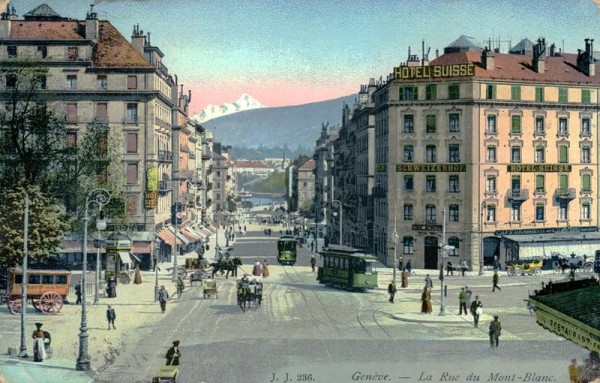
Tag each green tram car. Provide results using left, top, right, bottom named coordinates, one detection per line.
left=317, top=245, right=378, bottom=291
left=277, top=235, right=297, bottom=265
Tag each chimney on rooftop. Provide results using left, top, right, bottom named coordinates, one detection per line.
left=482, top=46, right=495, bottom=70
left=131, top=24, right=146, bottom=57
left=85, top=4, right=98, bottom=42
left=0, top=2, right=16, bottom=39
left=577, top=38, right=596, bottom=76
left=532, top=38, right=547, bottom=74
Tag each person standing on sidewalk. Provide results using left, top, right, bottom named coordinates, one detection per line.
left=401, top=269, right=409, bottom=288
left=465, top=286, right=473, bottom=308
left=158, top=285, right=169, bottom=313
left=470, top=296, right=483, bottom=328
left=32, top=323, right=47, bottom=362
left=424, top=274, right=433, bottom=290
left=458, top=287, right=467, bottom=315
left=387, top=281, right=397, bottom=303
left=405, top=260, right=412, bottom=274
left=568, top=358, right=582, bottom=383
left=75, top=281, right=82, bottom=305
left=310, top=254, right=317, bottom=272
left=106, top=305, right=116, bottom=330
left=488, top=315, right=501, bottom=347
left=397, top=257, right=403, bottom=272
left=176, top=277, right=185, bottom=298
left=262, top=259, right=270, bottom=278
left=420, top=287, right=432, bottom=314
left=492, top=271, right=502, bottom=292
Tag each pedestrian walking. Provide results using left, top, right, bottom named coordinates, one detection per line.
left=310, top=240, right=315, bottom=252
left=310, top=254, right=317, bottom=272
left=460, top=260, right=468, bottom=277
left=262, top=259, right=270, bottom=278
left=492, top=271, right=501, bottom=292
left=446, top=261, right=454, bottom=276
left=106, top=305, right=116, bottom=330
left=458, top=287, right=467, bottom=315
left=158, top=285, right=169, bottom=313
left=488, top=315, right=501, bottom=347
left=465, top=286, right=473, bottom=308
left=424, top=274, right=433, bottom=289
left=176, top=277, right=185, bottom=298
left=252, top=259, right=262, bottom=276
left=470, top=295, right=483, bottom=328
left=387, top=281, right=397, bottom=303
left=397, top=257, right=403, bottom=271
left=401, top=270, right=409, bottom=288
left=405, top=260, right=412, bottom=274
left=32, top=323, right=47, bottom=362
left=165, top=340, right=182, bottom=366
left=568, top=358, right=582, bottom=383
left=107, top=276, right=117, bottom=298
left=74, top=281, right=82, bottom=305
left=420, top=287, right=432, bottom=314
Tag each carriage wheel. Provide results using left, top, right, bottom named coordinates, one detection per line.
left=7, top=298, right=22, bottom=315
left=39, top=292, right=63, bottom=314
left=178, top=270, right=188, bottom=279
left=583, top=263, right=593, bottom=273
left=506, top=268, right=515, bottom=276
left=533, top=268, right=542, bottom=276
left=514, top=268, right=523, bottom=276
left=118, top=272, right=131, bottom=285
left=31, top=298, right=42, bottom=312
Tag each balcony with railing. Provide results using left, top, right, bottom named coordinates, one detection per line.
left=507, top=188, right=529, bottom=202
left=159, top=180, right=172, bottom=194
left=158, top=150, right=173, bottom=162
left=555, top=188, right=576, bottom=202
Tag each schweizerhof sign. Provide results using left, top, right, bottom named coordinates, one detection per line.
left=394, top=63, right=476, bottom=80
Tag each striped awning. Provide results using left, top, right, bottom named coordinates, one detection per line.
left=207, top=224, right=218, bottom=233
left=167, top=226, right=190, bottom=245
left=187, top=227, right=207, bottom=240
left=196, top=226, right=212, bottom=237
left=156, top=228, right=183, bottom=247
left=180, top=228, right=201, bottom=243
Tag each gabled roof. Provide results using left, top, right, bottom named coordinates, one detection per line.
left=8, top=20, right=153, bottom=69
left=510, top=38, right=534, bottom=55
left=23, top=4, right=63, bottom=20
left=429, top=50, right=600, bottom=85
left=444, top=35, right=481, bottom=53
left=298, top=159, right=315, bottom=171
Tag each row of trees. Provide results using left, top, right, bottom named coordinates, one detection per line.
left=0, top=62, right=125, bottom=270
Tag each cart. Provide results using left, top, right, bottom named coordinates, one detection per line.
left=5, top=268, right=71, bottom=315
left=203, top=279, right=218, bottom=298
left=506, top=257, right=543, bottom=276
left=152, top=365, right=178, bottom=383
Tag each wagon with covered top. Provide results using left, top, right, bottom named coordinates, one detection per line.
left=4, top=268, right=71, bottom=314
left=236, top=277, right=263, bottom=312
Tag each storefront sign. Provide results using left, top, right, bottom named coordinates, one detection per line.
left=495, top=226, right=598, bottom=236
left=394, top=63, right=475, bottom=80
left=535, top=308, right=600, bottom=353
left=396, top=164, right=466, bottom=172
left=412, top=224, right=443, bottom=232
left=507, top=164, right=572, bottom=172
left=146, top=166, right=158, bottom=191
left=144, top=191, right=158, bottom=209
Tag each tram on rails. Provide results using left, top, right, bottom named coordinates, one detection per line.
left=277, top=235, right=297, bottom=265
left=317, top=245, right=378, bottom=291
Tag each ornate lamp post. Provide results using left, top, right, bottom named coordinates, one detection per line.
left=331, top=200, right=342, bottom=245
left=154, top=237, right=161, bottom=301
left=479, top=202, right=487, bottom=276
left=93, top=209, right=106, bottom=305
left=19, top=194, right=29, bottom=358
left=438, top=209, right=454, bottom=316
left=76, top=188, right=111, bottom=371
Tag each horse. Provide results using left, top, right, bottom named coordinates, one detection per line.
left=209, top=257, right=242, bottom=279
left=237, top=283, right=254, bottom=313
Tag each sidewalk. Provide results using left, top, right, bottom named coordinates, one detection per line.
left=0, top=355, right=93, bottom=383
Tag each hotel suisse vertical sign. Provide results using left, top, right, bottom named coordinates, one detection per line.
left=145, top=166, right=158, bottom=209
left=394, top=63, right=476, bottom=80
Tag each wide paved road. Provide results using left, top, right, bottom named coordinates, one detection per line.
left=94, top=224, right=589, bottom=383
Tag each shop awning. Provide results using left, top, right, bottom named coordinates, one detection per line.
left=530, top=280, right=600, bottom=353
left=188, top=227, right=207, bottom=240
left=207, top=224, right=218, bottom=233
left=133, top=242, right=152, bottom=254
left=156, top=228, right=183, bottom=248
left=197, top=226, right=213, bottom=237
left=180, top=228, right=201, bottom=243
left=118, top=251, right=132, bottom=265
left=167, top=226, right=190, bottom=245
left=502, top=233, right=600, bottom=258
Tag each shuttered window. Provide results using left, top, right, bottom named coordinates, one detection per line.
left=535, top=87, right=544, bottom=102
left=511, top=115, right=521, bottom=133
left=559, top=146, right=568, bottom=163
left=126, top=195, right=138, bottom=215
left=66, top=103, right=77, bottom=123
left=127, top=163, right=138, bottom=184
left=582, top=89, right=591, bottom=104
left=426, top=115, right=436, bottom=133
left=127, top=75, right=137, bottom=90
left=96, top=103, right=107, bottom=121
left=126, top=133, right=138, bottom=153
left=535, top=175, right=545, bottom=191
left=559, top=175, right=568, bottom=190
left=511, top=85, right=521, bottom=101
left=582, top=174, right=591, bottom=192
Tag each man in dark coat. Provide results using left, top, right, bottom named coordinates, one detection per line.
left=310, top=254, right=317, bottom=272
left=492, top=271, right=502, bottom=292
left=165, top=340, right=182, bottom=366
left=470, top=296, right=483, bottom=328
left=489, top=315, right=501, bottom=347
left=75, top=282, right=82, bottom=305
left=387, top=281, right=397, bottom=303
left=106, top=305, right=116, bottom=330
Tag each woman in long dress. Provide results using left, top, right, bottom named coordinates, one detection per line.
left=262, top=259, right=270, bottom=278
left=32, top=323, right=46, bottom=362
left=420, top=287, right=432, bottom=314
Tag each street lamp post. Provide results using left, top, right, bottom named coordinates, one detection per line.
left=76, top=188, right=111, bottom=371
left=93, top=215, right=106, bottom=305
left=479, top=202, right=487, bottom=276
left=332, top=200, right=342, bottom=245
left=439, top=209, right=454, bottom=316
left=154, top=237, right=161, bottom=301
left=19, top=194, right=29, bottom=358
left=392, top=202, right=398, bottom=286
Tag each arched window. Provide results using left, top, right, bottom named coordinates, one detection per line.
left=403, top=237, right=414, bottom=254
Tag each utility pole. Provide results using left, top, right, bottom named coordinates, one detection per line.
left=19, top=193, right=29, bottom=358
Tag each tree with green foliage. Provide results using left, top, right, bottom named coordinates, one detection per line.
left=0, top=186, right=69, bottom=270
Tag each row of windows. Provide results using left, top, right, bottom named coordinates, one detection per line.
left=485, top=145, right=592, bottom=164
left=485, top=174, right=592, bottom=193
left=483, top=202, right=592, bottom=222
left=5, top=74, right=139, bottom=91
left=64, top=102, right=138, bottom=123
left=65, top=132, right=138, bottom=154
left=399, top=82, right=592, bottom=104
left=485, top=114, right=591, bottom=136
left=402, top=204, right=460, bottom=222
left=7, top=45, right=75, bottom=60
left=402, top=174, right=461, bottom=193
left=403, top=145, right=461, bottom=163
left=401, top=237, right=461, bottom=256
left=403, top=113, right=460, bottom=134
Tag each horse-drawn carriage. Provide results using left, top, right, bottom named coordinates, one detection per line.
left=209, top=256, right=242, bottom=279
left=506, top=257, right=543, bottom=276
left=4, top=268, right=71, bottom=314
left=236, top=277, right=263, bottom=312
left=203, top=279, right=218, bottom=299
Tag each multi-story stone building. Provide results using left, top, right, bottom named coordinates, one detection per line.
left=369, top=36, right=600, bottom=270
left=312, top=123, right=338, bottom=242
left=0, top=4, right=212, bottom=269
left=211, top=142, right=236, bottom=224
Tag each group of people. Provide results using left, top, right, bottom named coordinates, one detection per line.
left=252, top=259, right=270, bottom=277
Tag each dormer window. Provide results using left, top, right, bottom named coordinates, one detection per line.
left=67, top=47, right=78, bottom=61
left=36, top=46, right=47, bottom=59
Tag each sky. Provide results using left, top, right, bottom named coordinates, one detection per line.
left=6, top=0, right=600, bottom=115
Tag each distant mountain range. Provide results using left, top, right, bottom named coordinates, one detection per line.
left=194, top=93, right=264, bottom=123
left=199, top=94, right=356, bottom=149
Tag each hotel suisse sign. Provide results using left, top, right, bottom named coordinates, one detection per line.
left=394, top=63, right=475, bottom=80
left=507, top=164, right=572, bottom=173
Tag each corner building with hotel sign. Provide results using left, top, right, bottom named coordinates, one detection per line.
left=367, top=36, right=600, bottom=270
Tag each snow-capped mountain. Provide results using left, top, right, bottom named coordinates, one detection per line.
left=193, top=93, right=265, bottom=123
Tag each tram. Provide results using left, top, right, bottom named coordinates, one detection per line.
left=317, top=245, right=378, bottom=291
left=277, top=235, right=297, bottom=265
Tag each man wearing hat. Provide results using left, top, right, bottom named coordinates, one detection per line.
left=32, top=323, right=46, bottom=362
left=106, top=305, right=116, bottom=330
left=165, top=340, right=182, bottom=366
left=158, top=285, right=169, bottom=313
